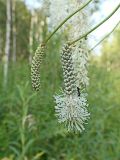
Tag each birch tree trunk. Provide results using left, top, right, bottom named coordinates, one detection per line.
left=4, top=0, right=12, bottom=88
left=12, top=0, right=16, bottom=63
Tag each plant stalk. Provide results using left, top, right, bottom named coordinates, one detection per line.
left=89, top=20, right=120, bottom=52
left=69, top=3, right=120, bottom=45
left=45, top=0, right=93, bottom=44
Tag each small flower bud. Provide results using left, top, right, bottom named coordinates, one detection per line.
left=31, top=44, right=45, bottom=91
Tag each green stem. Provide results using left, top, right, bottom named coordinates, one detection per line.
left=45, top=0, right=93, bottom=44
left=89, top=20, right=120, bottom=52
left=69, top=3, right=120, bottom=45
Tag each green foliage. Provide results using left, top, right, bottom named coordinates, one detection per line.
left=0, top=30, right=120, bottom=159
left=0, top=0, right=120, bottom=159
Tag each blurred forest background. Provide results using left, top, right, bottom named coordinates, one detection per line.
left=0, top=0, right=120, bottom=159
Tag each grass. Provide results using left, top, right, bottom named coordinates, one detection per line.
left=0, top=42, right=120, bottom=159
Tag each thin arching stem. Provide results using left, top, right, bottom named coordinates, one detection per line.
left=89, top=21, right=120, bottom=52
left=69, top=3, right=120, bottom=46
left=44, top=0, right=93, bottom=44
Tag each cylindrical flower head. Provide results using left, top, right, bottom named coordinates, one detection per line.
left=31, top=44, right=45, bottom=91
left=61, top=43, right=76, bottom=95
left=54, top=43, right=90, bottom=132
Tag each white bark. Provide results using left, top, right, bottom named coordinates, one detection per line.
left=4, top=0, right=12, bottom=88
left=12, top=0, right=16, bottom=62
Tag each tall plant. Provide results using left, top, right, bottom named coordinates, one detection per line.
left=31, top=0, right=120, bottom=132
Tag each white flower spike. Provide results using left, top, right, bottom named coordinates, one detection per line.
left=54, top=43, right=90, bottom=132
left=72, top=40, right=89, bottom=89
left=54, top=93, right=90, bottom=132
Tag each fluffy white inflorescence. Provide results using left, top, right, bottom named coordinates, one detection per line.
left=49, top=0, right=69, bottom=31
left=54, top=93, right=90, bottom=132
left=49, top=0, right=89, bottom=89
left=54, top=44, right=90, bottom=132
left=72, top=40, right=89, bottom=89
left=49, top=1, right=90, bottom=132
left=49, top=0, right=88, bottom=36
left=68, top=0, right=88, bottom=40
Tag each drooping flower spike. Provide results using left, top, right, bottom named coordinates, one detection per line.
left=31, top=44, right=45, bottom=91
left=54, top=43, right=90, bottom=132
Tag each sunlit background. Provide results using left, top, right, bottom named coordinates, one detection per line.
left=25, top=0, right=120, bottom=54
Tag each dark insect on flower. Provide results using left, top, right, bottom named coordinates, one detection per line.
left=77, top=87, right=80, bottom=97
left=31, top=44, right=45, bottom=91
